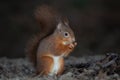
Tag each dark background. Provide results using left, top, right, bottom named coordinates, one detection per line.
left=0, top=0, right=120, bottom=58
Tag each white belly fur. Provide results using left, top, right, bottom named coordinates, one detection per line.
left=49, top=56, right=60, bottom=76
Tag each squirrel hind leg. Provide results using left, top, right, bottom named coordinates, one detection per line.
left=36, top=56, right=54, bottom=75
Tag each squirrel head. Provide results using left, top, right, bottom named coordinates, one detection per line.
left=53, top=18, right=76, bottom=46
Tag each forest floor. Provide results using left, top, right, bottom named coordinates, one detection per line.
left=0, top=54, right=120, bottom=80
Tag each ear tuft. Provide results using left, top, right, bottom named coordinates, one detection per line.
left=62, top=17, right=69, bottom=26
left=57, top=16, right=69, bottom=26
left=57, top=22, right=62, bottom=30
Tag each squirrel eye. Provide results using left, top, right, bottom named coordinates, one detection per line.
left=64, top=32, right=69, bottom=37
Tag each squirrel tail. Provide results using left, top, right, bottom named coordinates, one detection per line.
left=26, top=5, right=60, bottom=67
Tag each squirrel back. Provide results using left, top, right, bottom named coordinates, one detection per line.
left=26, top=5, right=61, bottom=66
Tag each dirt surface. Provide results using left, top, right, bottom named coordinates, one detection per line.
left=0, top=55, right=120, bottom=80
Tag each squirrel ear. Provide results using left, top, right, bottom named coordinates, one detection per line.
left=56, top=16, right=69, bottom=30
left=62, top=17, right=69, bottom=26
left=57, top=16, right=69, bottom=27
left=57, top=22, right=62, bottom=30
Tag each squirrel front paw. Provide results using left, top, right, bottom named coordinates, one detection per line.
left=63, top=42, right=77, bottom=57
left=68, top=42, right=77, bottom=49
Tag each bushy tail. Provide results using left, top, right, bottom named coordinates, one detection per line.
left=26, top=5, right=60, bottom=67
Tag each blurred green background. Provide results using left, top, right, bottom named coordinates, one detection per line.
left=0, top=0, right=120, bottom=58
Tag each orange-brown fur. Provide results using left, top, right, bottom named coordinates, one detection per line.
left=55, top=37, right=73, bottom=56
left=36, top=54, right=65, bottom=76
left=36, top=55, right=53, bottom=75
left=26, top=5, right=77, bottom=76
left=35, top=30, right=76, bottom=75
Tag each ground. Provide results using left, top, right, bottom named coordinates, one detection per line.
left=0, top=55, right=119, bottom=80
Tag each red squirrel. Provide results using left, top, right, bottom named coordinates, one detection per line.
left=26, top=5, right=77, bottom=76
